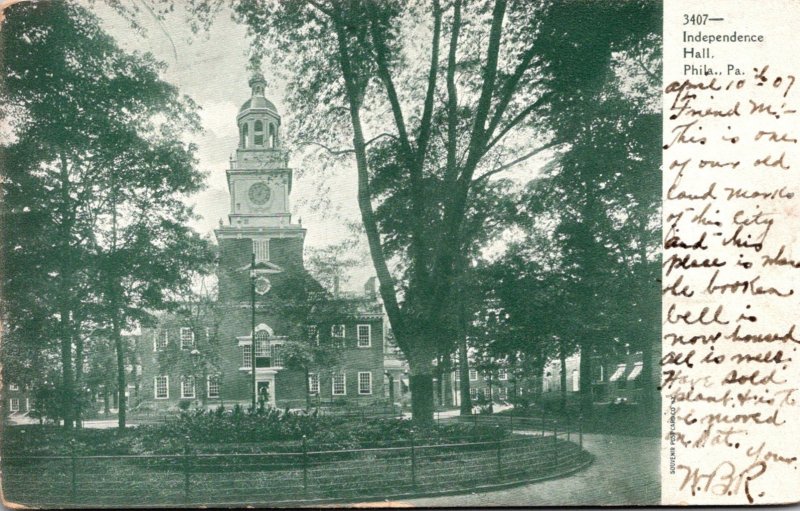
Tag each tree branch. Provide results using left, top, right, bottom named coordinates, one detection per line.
left=473, top=140, right=562, bottom=183
left=485, top=48, right=539, bottom=142
left=367, top=3, right=415, bottom=166
left=330, top=12, right=406, bottom=350
left=414, top=0, right=442, bottom=167
left=443, top=0, right=462, bottom=187
left=634, top=57, right=658, bottom=82
left=461, top=0, right=507, bottom=175
left=296, top=132, right=398, bottom=155
left=485, top=91, right=551, bottom=153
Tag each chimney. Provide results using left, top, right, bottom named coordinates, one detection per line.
left=333, top=275, right=340, bottom=299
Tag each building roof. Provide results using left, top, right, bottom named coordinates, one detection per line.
left=239, top=96, right=278, bottom=114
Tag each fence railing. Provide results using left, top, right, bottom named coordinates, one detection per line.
left=2, top=426, right=590, bottom=507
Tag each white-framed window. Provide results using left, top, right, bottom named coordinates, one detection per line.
left=308, top=325, right=319, bottom=345
left=9, top=384, right=18, bottom=391
left=483, top=387, right=491, bottom=399
left=498, top=387, right=508, bottom=400
left=356, top=324, right=371, bottom=347
left=271, top=344, right=284, bottom=367
left=181, top=376, right=195, bottom=399
left=242, top=346, right=252, bottom=369
left=308, top=373, right=320, bottom=394
left=180, top=327, right=195, bottom=349
left=254, top=239, right=270, bottom=263
left=469, top=368, right=478, bottom=381
left=332, top=372, right=346, bottom=395
left=207, top=376, right=220, bottom=399
left=154, top=330, right=168, bottom=351
left=331, top=324, right=345, bottom=347
left=154, top=376, right=169, bottom=399
left=255, top=338, right=269, bottom=357
left=469, top=388, right=478, bottom=400
left=358, top=372, right=372, bottom=395
left=498, top=368, right=508, bottom=381
left=9, top=398, right=19, bottom=412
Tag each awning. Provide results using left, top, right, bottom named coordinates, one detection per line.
left=627, top=362, right=643, bottom=381
left=609, top=364, right=626, bottom=382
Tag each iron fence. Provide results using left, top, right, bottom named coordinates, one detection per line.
left=2, top=424, right=589, bottom=507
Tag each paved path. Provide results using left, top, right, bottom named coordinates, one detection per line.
left=370, top=434, right=660, bottom=507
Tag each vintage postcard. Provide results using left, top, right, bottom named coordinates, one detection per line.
left=0, top=0, right=796, bottom=507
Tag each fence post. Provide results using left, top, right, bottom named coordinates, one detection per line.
left=509, top=407, right=514, bottom=432
left=183, top=439, right=191, bottom=504
left=70, top=440, right=77, bottom=501
left=473, top=411, right=478, bottom=431
left=495, top=425, right=502, bottom=479
left=579, top=414, right=583, bottom=449
left=302, top=435, right=308, bottom=495
left=410, top=429, right=417, bottom=489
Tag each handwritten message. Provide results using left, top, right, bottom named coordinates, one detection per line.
left=662, top=2, right=800, bottom=505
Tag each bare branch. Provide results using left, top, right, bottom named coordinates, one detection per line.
left=461, top=0, right=507, bottom=175
left=484, top=91, right=551, bottom=153
left=305, top=0, right=334, bottom=17
left=296, top=132, right=396, bottom=155
left=485, top=49, right=539, bottom=141
left=367, top=4, right=415, bottom=165
left=634, top=57, right=658, bottom=82
left=414, top=0, right=443, bottom=167
left=443, top=0, right=462, bottom=187
left=473, top=140, right=562, bottom=183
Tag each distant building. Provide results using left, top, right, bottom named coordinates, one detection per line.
left=540, top=346, right=658, bottom=405
left=133, top=75, right=385, bottom=411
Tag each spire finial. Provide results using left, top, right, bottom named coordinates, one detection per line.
left=249, top=73, right=266, bottom=97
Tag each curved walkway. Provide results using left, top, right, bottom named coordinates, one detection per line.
left=367, top=433, right=659, bottom=507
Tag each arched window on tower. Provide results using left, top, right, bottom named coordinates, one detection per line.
left=254, top=120, right=264, bottom=146
left=241, top=123, right=249, bottom=148
left=268, top=124, right=276, bottom=148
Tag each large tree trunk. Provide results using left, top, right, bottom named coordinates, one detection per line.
left=103, top=385, right=110, bottom=415
left=458, top=337, right=472, bottom=416
left=59, top=326, right=75, bottom=429
left=57, top=151, right=75, bottom=429
left=113, top=314, right=126, bottom=429
left=305, top=367, right=311, bottom=409
left=559, top=338, right=568, bottom=413
left=442, top=360, right=453, bottom=407
left=406, top=343, right=436, bottom=424
left=578, top=342, right=593, bottom=417
left=74, top=330, right=84, bottom=428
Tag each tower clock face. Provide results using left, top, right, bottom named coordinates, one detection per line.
left=248, top=182, right=271, bottom=205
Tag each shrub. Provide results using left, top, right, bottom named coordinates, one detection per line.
left=4, top=408, right=510, bottom=457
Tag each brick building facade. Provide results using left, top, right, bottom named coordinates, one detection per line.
left=133, top=75, right=385, bottom=411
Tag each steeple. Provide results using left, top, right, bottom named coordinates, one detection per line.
left=237, top=73, right=280, bottom=149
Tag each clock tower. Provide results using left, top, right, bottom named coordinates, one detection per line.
left=215, top=74, right=306, bottom=303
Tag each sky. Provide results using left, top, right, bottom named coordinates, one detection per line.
left=94, top=3, right=372, bottom=292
